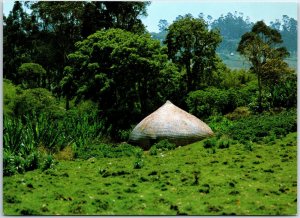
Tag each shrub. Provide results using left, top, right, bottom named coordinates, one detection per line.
left=269, top=73, right=297, bottom=109
left=133, top=159, right=144, bottom=169
left=3, top=79, right=20, bottom=117
left=14, top=88, right=65, bottom=119
left=207, top=116, right=233, bottom=134
left=186, top=85, right=256, bottom=119
left=54, top=145, right=74, bottom=161
left=149, top=139, right=176, bottom=155
left=74, top=142, right=142, bottom=160
left=225, top=108, right=296, bottom=143
left=225, top=107, right=251, bottom=120
left=217, top=137, right=231, bottom=149
left=203, top=138, right=217, bottom=149
left=40, top=155, right=56, bottom=171
left=3, top=150, right=17, bottom=176
left=18, top=63, right=46, bottom=89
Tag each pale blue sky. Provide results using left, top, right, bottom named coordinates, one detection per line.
left=142, top=1, right=298, bottom=32
left=3, top=1, right=298, bottom=33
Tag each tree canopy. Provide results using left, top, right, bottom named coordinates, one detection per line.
left=237, top=21, right=291, bottom=112
left=165, top=14, right=222, bottom=92
left=63, top=28, right=181, bottom=133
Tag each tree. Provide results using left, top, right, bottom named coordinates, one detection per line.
left=3, top=1, right=31, bottom=83
left=80, top=1, right=150, bottom=37
left=28, top=1, right=150, bottom=93
left=211, top=12, right=253, bottom=53
left=237, top=21, right=290, bottom=112
left=62, top=29, right=181, bottom=134
left=18, top=63, right=46, bottom=89
left=30, top=1, right=85, bottom=92
left=158, top=19, right=169, bottom=32
left=165, top=14, right=221, bottom=92
left=281, top=15, right=297, bottom=55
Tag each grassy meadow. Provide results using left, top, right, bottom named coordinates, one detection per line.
left=3, top=110, right=297, bottom=215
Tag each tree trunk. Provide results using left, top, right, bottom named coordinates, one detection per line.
left=65, top=96, right=70, bottom=110
left=257, top=70, right=263, bottom=113
left=186, top=59, right=192, bottom=93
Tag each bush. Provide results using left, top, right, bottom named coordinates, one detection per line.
left=268, top=73, right=297, bottom=109
left=225, top=109, right=296, bottom=143
left=213, top=67, right=256, bottom=89
left=74, top=142, right=142, bottom=160
left=203, top=138, right=218, bottom=149
left=217, top=137, right=231, bottom=149
left=3, top=79, right=20, bottom=117
left=186, top=85, right=256, bottom=119
left=18, top=63, right=46, bottom=88
left=149, top=139, right=176, bottom=155
left=133, top=159, right=144, bottom=169
left=14, top=88, right=65, bottom=119
left=225, top=107, right=251, bottom=120
left=40, top=155, right=56, bottom=171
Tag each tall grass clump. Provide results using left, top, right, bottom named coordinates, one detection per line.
left=3, top=110, right=106, bottom=176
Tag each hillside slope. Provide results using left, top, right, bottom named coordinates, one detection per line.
left=3, top=132, right=297, bottom=215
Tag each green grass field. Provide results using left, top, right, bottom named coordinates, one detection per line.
left=219, top=53, right=297, bottom=70
left=3, top=132, right=297, bottom=215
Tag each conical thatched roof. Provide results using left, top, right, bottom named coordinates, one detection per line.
left=129, top=100, right=213, bottom=149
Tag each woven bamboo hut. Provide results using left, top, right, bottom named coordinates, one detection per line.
left=129, top=100, right=213, bottom=149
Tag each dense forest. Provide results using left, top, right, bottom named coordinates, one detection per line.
left=3, top=1, right=297, bottom=215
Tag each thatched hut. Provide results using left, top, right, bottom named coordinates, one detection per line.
left=129, top=100, right=213, bottom=149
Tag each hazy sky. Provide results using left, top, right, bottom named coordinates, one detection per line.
left=142, top=1, right=298, bottom=32
left=3, top=0, right=298, bottom=33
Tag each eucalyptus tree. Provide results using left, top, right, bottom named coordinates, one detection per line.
left=80, top=1, right=150, bottom=37
left=237, top=21, right=290, bottom=112
left=3, top=1, right=31, bottom=83
left=165, top=14, right=222, bottom=93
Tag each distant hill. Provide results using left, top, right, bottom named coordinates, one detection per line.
left=150, top=13, right=297, bottom=70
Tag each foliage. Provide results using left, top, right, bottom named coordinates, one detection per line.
left=265, top=72, right=296, bottom=109
left=80, top=1, right=150, bottom=37
left=165, top=14, right=222, bottom=92
left=225, top=107, right=251, bottom=120
left=14, top=88, right=64, bottom=119
left=63, top=28, right=181, bottom=133
left=3, top=79, right=20, bottom=116
left=18, top=63, right=46, bottom=88
left=211, top=12, right=253, bottom=53
left=211, top=61, right=256, bottom=89
left=3, top=1, right=31, bottom=83
left=224, top=109, right=296, bottom=143
left=4, top=1, right=151, bottom=91
left=237, top=21, right=290, bottom=112
left=3, top=109, right=106, bottom=175
left=186, top=85, right=256, bottom=118
left=149, top=139, right=176, bottom=155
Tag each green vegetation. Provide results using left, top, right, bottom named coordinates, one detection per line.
left=3, top=127, right=297, bottom=215
left=165, top=14, right=221, bottom=91
left=3, top=106, right=297, bottom=215
left=3, top=1, right=297, bottom=216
